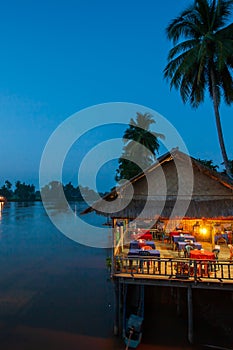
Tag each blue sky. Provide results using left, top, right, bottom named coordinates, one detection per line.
left=0, top=0, right=232, bottom=192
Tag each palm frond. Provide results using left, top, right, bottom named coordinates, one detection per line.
left=216, top=22, right=233, bottom=39
left=167, top=39, right=198, bottom=60
left=220, top=66, right=233, bottom=104
left=215, top=0, right=233, bottom=29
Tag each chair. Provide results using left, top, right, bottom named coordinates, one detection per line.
left=212, top=248, right=220, bottom=258
left=211, top=248, right=220, bottom=271
left=184, top=244, right=195, bottom=258
left=217, top=237, right=226, bottom=244
left=162, top=232, right=170, bottom=243
left=184, top=244, right=191, bottom=258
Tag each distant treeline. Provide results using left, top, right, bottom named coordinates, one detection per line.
left=0, top=180, right=106, bottom=202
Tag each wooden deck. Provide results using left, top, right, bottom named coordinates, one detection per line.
left=114, top=256, right=233, bottom=288
left=112, top=239, right=233, bottom=346
left=113, top=240, right=233, bottom=290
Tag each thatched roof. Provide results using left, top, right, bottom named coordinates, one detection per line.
left=82, top=148, right=233, bottom=220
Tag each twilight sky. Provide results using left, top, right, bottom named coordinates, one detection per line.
left=0, top=0, right=232, bottom=193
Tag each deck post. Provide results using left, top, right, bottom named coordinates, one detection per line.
left=176, top=287, right=181, bottom=316
left=119, top=281, right=123, bottom=337
left=187, top=286, right=193, bottom=344
left=113, top=280, right=119, bottom=336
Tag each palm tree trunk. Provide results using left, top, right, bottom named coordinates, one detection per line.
left=210, top=69, right=233, bottom=180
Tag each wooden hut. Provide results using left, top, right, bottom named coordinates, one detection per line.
left=83, top=148, right=233, bottom=247
left=83, top=148, right=233, bottom=345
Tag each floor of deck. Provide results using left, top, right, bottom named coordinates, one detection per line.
left=115, top=239, right=233, bottom=287
left=125, top=238, right=231, bottom=260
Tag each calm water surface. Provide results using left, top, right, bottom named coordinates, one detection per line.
left=0, top=202, right=205, bottom=350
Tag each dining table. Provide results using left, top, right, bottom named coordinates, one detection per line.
left=169, top=231, right=191, bottom=237
left=190, top=249, right=215, bottom=260
left=127, top=249, right=160, bottom=273
left=172, top=235, right=196, bottom=250
left=129, top=239, right=153, bottom=249
left=189, top=249, right=215, bottom=276
left=130, top=230, right=153, bottom=241
left=172, top=235, right=196, bottom=243
left=128, top=248, right=160, bottom=257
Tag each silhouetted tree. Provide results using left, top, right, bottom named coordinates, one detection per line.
left=115, top=112, right=164, bottom=182
left=14, top=181, right=36, bottom=201
left=197, top=158, right=219, bottom=171
left=0, top=180, right=13, bottom=200
left=164, top=0, right=233, bottom=179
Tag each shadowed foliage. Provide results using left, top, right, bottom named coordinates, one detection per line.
left=115, top=112, right=164, bottom=182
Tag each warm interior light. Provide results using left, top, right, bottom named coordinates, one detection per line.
left=200, top=227, right=207, bottom=235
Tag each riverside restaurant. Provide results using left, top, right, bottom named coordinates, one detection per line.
left=82, top=148, right=233, bottom=346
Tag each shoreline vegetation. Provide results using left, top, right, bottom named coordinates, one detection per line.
left=0, top=180, right=106, bottom=203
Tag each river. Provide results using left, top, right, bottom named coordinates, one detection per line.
left=0, top=202, right=223, bottom=350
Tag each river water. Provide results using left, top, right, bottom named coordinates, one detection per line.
left=0, top=202, right=221, bottom=350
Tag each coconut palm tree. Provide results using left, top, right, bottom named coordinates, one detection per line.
left=164, top=0, right=233, bottom=179
left=115, top=112, right=164, bottom=181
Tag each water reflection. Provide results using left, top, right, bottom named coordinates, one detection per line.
left=0, top=196, right=6, bottom=217
left=0, top=202, right=113, bottom=343
left=0, top=202, right=213, bottom=350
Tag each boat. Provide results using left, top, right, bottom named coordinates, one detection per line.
left=124, top=314, right=143, bottom=349
left=123, top=285, right=144, bottom=349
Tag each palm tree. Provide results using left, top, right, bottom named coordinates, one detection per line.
left=164, top=0, right=233, bottom=179
left=115, top=112, right=164, bottom=181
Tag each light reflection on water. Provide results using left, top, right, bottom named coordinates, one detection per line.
left=0, top=202, right=201, bottom=350
left=0, top=202, right=114, bottom=336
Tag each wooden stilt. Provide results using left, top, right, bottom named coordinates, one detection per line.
left=176, top=287, right=181, bottom=316
left=113, top=280, right=119, bottom=336
left=187, top=286, right=193, bottom=344
left=119, top=282, right=123, bottom=336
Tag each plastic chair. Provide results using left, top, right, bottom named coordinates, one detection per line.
left=184, top=244, right=195, bottom=258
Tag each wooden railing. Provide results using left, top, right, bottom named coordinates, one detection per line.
left=114, top=256, right=233, bottom=282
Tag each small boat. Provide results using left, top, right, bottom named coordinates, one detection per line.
left=124, top=314, right=143, bottom=349
left=123, top=285, right=144, bottom=349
